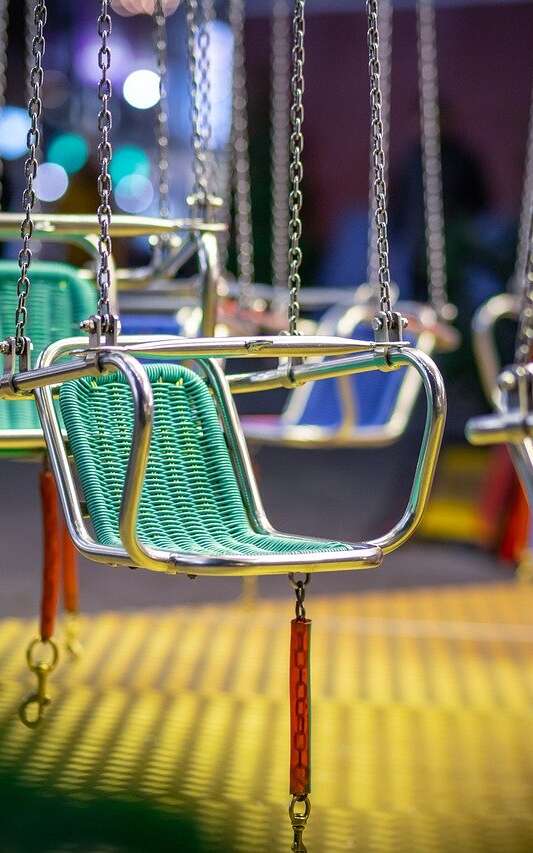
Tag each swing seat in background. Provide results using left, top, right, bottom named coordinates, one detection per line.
left=0, top=260, right=95, bottom=451
left=58, top=361, right=381, bottom=569
left=242, top=301, right=451, bottom=447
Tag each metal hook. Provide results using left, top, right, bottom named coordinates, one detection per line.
left=19, top=637, right=59, bottom=729
left=64, top=613, right=83, bottom=659
left=289, top=796, right=310, bottom=853
left=18, top=663, right=52, bottom=729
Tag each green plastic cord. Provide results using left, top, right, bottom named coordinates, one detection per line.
left=0, top=261, right=95, bottom=432
left=60, top=363, right=351, bottom=558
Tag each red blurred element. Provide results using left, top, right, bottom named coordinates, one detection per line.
left=290, top=617, right=311, bottom=797
left=62, top=523, right=79, bottom=614
left=39, top=470, right=61, bottom=642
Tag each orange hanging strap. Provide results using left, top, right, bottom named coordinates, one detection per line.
left=62, top=522, right=79, bottom=615
left=39, top=468, right=62, bottom=642
left=288, top=575, right=311, bottom=853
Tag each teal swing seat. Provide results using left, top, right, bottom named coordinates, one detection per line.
left=0, top=260, right=95, bottom=450
left=59, top=362, right=354, bottom=560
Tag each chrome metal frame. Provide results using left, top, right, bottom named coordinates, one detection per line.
left=471, top=292, right=519, bottom=407
left=242, top=300, right=456, bottom=448
left=21, top=333, right=446, bottom=575
left=466, top=362, right=533, bottom=509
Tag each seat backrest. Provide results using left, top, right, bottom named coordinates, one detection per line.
left=59, top=363, right=255, bottom=549
left=0, top=260, right=95, bottom=432
left=285, top=321, right=418, bottom=429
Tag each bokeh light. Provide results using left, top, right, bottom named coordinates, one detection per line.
left=123, top=70, right=160, bottom=110
left=0, top=107, right=29, bottom=160
left=48, top=133, right=89, bottom=175
left=34, top=163, right=69, bottom=202
left=110, top=145, right=151, bottom=185
left=114, top=174, right=154, bottom=213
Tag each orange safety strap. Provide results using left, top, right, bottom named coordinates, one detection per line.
left=62, top=522, right=79, bottom=614
left=39, top=468, right=62, bottom=642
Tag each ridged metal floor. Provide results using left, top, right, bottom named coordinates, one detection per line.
left=1, top=582, right=532, bottom=852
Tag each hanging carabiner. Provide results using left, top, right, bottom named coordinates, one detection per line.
left=19, top=637, right=59, bottom=729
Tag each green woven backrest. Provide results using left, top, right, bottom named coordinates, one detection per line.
left=0, top=260, right=95, bottom=431
left=59, top=363, right=349, bottom=558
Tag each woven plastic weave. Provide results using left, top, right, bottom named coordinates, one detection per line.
left=59, top=363, right=351, bottom=557
left=0, top=261, right=95, bottom=432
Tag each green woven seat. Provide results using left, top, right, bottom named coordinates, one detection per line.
left=0, top=260, right=95, bottom=435
left=59, top=363, right=351, bottom=558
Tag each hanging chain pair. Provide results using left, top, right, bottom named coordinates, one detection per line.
left=185, top=0, right=212, bottom=212
left=417, top=0, right=450, bottom=320
left=153, top=0, right=171, bottom=227
left=229, top=0, right=255, bottom=304
left=11, top=0, right=47, bottom=358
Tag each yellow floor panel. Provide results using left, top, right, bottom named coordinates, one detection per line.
left=0, top=583, right=533, bottom=851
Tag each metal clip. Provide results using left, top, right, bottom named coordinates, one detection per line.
left=289, top=796, right=310, bottom=853
left=18, top=637, right=59, bottom=729
left=186, top=192, right=224, bottom=223
left=64, top=613, right=83, bottom=659
left=80, top=313, right=121, bottom=349
left=0, top=335, right=33, bottom=397
left=372, top=310, right=407, bottom=344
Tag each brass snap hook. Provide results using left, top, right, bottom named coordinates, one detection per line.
left=18, top=637, right=59, bottom=729
left=289, top=795, right=311, bottom=853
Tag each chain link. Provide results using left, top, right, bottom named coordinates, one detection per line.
left=185, top=0, right=212, bottom=209
left=287, top=0, right=305, bottom=335
left=153, top=0, right=170, bottom=224
left=95, top=1, right=113, bottom=322
left=288, top=572, right=309, bottom=620
left=14, top=0, right=47, bottom=353
left=366, top=0, right=392, bottom=318
left=366, top=0, right=391, bottom=289
left=513, top=80, right=533, bottom=299
left=229, top=0, right=255, bottom=304
left=417, top=0, right=448, bottom=317
left=271, top=0, right=290, bottom=299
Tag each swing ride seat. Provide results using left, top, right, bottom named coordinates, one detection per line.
left=0, top=260, right=95, bottom=452
left=56, top=360, right=382, bottom=574
left=243, top=301, right=456, bottom=448
left=31, top=334, right=446, bottom=576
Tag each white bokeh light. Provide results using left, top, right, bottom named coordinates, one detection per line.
left=115, top=174, right=154, bottom=213
left=0, top=107, right=29, bottom=160
left=34, top=163, right=69, bottom=202
left=123, top=69, right=160, bottom=110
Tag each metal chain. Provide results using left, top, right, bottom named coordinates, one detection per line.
left=289, top=572, right=309, bottom=620
left=366, top=0, right=392, bottom=318
left=229, top=0, right=255, bottom=304
left=185, top=0, right=212, bottom=209
left=271, top=0, right=290, bottom=299
left=417, top=0, right=448, bottom=317
left=153, top=0, right=170, bottom=223
left=513, top=80, right=533, bottom=298
left=287, top=0, right=305, bottom=336
left=0, top=0, right=8, bottom=210
left=366, top=0, right=391, bottom=289
left=516, top=216, right=533, bottom=364
left=96, top=0, right=113, bottom=321
left=14, top=0, right=47, bottom=353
